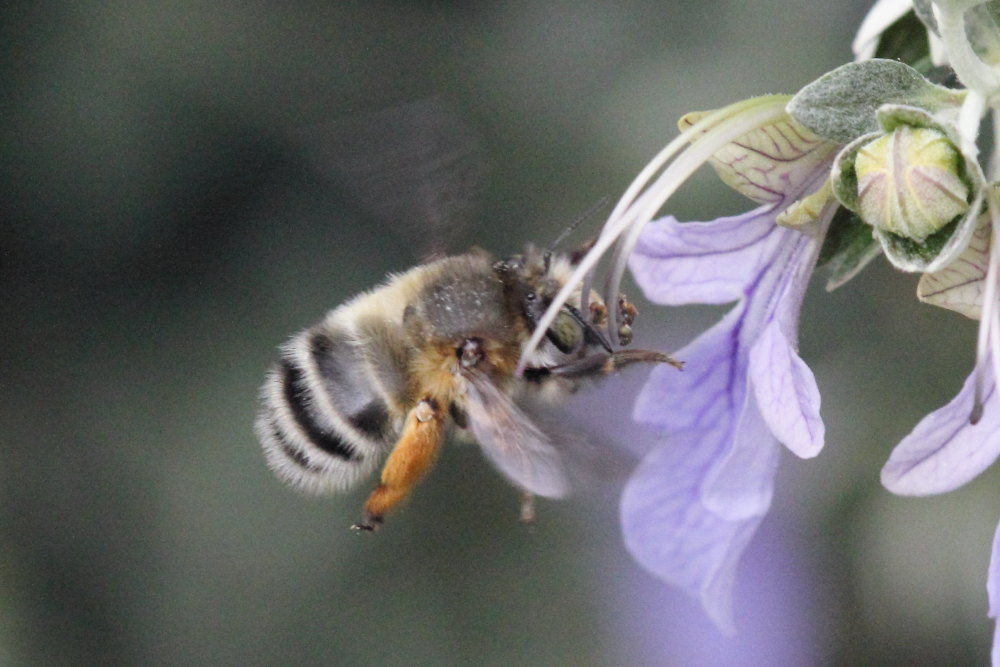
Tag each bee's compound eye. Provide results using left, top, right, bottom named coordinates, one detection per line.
left=548, top=309, right=583, bottom=354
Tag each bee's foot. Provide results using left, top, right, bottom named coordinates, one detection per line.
left=350, top=515, right=382, bottom=533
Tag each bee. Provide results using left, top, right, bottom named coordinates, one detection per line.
left=255, top=240, right=681, bottom=532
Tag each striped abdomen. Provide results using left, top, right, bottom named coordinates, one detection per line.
left=256, top=316, right=410, bottom=495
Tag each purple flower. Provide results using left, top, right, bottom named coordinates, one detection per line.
left=517, top=97, right=839, bottom=631
left=623, top=194, right=829, bottom=630
left=513, top=5, right=1000, bottom=656
left=605, top=55, right=993, bottom=636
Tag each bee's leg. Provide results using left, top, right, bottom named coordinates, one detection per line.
left=533, top=348, right=683, bottom=382
left=519, top=491, right=536, bottom=525
left=352, top=398, right=444, bottom=533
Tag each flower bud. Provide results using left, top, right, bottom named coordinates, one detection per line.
left=854, top=126, right=969, bottom=241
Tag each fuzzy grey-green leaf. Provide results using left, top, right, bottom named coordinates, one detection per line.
left=787, top=59, right=964, bottom=143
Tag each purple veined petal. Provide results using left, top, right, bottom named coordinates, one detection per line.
left=989, top=519, right=1000, bottom=665
left=628, top=302, right=779, bottom=626
left=634, top=307, right=745, bottom=434
left=918, top=212, right=990, bottom=319
left=629, top=206, right=780, bottom=306
left=628, top=308, right=765, bottom=631
left=749, top=321, right=825, bottom=459
left=610, top=518, right=825, bottom=666
left=636, top=302, right=782, bottom=521
left=678, top=111, right=840, bottom=206
left=881, top=357, right=1000, bottom=495
left=627, top=198, right=830, bottom=634
left=621, top=426, right=766, bottom=634
left=701, top=389, right=781, bottom=521
left=994, top=622, right=1000, bottom=667
left=691, top=223, right=821, bottom=514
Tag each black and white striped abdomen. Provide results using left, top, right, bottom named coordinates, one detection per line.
left=255, top=317, right=407, bottom=495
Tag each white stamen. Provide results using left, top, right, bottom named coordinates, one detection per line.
left=973, top=189, right=1000, bottom=423
left=516, top=95, right=791, bottom=374
left=989, top=204, right=1000, bottom=407
left=957, top=90, right=986, bottom=164
left=935, top=1, right=1000, bottom=103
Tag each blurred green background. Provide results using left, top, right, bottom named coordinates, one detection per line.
left=3, top=2, right=997, bottom=665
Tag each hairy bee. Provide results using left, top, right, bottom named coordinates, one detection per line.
left=255, top=243, right=680, bottom=531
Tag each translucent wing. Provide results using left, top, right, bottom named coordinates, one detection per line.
left=289, top=97, right=487, bottom=256
left=461, top=369, right=569, bottom=498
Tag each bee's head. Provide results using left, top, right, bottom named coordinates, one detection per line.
left=494, top=245, right=610, bottom=356
left=494, top=244, right=560, bottom=312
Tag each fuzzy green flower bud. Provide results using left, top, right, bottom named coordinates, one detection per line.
left=854, top=126, right=969, bottom=241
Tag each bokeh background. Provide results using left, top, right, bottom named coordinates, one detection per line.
left=3, top=1, right=996, bottom=665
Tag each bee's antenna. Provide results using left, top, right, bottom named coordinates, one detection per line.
left=548, top=196, right=610, bottom=253
left=544, top=196, right=610, bottom=272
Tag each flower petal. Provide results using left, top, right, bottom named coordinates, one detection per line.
left=701, top=390, right=781, bottom=520
left=635, top=307, right=781, bottom=522
left=628, top=207, right=828, bottom=633
left=989, top=518, right=1000, bottom=619
left=994, top=620, right=1000, bottom=667
left=628, top=304, right=776, bottom=631
left=629, top=208, right=778, bottom=306
left=918, top=212, right=990, bottom=319
left=749, top=321, right=825, bottom=458
left=873, top=169, right=984, bottom=275
left=634, top=307, right=744, bottom=434
left=620, top=426, right=766, bottom=634
left=776, top=181, right=835, bottom=231
left=678, top=112, right=839, bottom=205
left=989, top=520, right=1000, bottom=664
left=881, top=359, right=1000, bottom=494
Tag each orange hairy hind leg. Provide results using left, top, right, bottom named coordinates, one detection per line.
left=352, top=399, right=445, bottom=532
